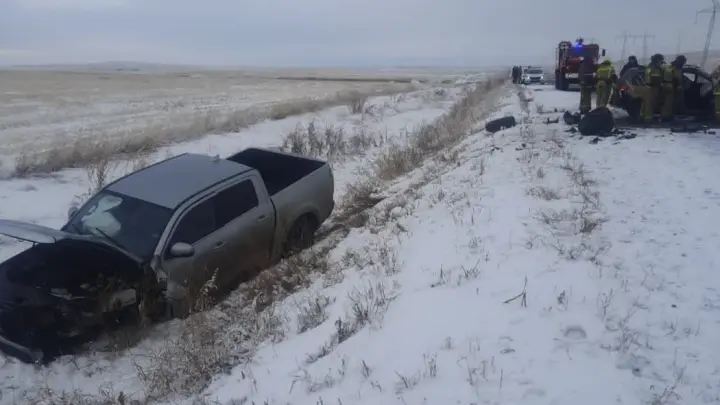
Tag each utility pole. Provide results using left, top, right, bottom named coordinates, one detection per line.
left=697, top=0, right=720, bottom=69
left=616, top=32, right=653, bottom=63
left=641, top=32, right=655, bottom=65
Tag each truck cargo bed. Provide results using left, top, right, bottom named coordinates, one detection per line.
left=226, top=148, right=327, bottom=196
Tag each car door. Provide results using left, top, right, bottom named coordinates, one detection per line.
left=683, top=71, right=700, bottom=111
left=161, top=196, right=230, bottom=300
left=211, top=177, right=274, bottom=286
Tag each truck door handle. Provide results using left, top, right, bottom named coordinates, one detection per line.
left=257, top=215, right=267, bottom=222
left=212, top=241, right=226, bottom=249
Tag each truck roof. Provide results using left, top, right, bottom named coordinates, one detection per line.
left=106, top=153, right=253, bottom=209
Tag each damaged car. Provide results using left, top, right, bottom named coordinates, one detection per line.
left=611, top=64, right=716, bottom=121
left=0, top=148, right=335, bottom=363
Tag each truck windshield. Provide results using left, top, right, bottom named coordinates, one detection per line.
left=64, top=190, right=173, bottom=261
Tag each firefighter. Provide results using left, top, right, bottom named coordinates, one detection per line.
left=640, top=53, right=664, bottom=124
left=671, top=55, right=687, bottom=114
left=660, top=55, right=686, bottom=121
left=595, top=58, right=617, bottom=108
left=620, top=55, right=639, bottom=77
left=578, top=57, right=595, bottom=113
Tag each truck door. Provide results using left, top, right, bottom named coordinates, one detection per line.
left=211, top=176, right=275, bottom=285
left=161, top=197, right=228, bottom=304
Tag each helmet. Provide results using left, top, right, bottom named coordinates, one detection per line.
left=628, top=55, right=637, bottom=62
left=603, top=57, right=612, bottom=64
left=674, top=54, right=687, bottom=65
left=651, top=53, right=664, bottom=63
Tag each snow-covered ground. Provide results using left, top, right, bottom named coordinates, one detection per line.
left=3, top=81, right=719, bottom=405
left=0, top=77, right=502, bottom=404
left=194, top=85, right=720, bottom=405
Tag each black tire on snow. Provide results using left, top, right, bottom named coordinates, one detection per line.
left=578, top=107, right=615, bottom=136
left=485, top=116, right=517, bottom=133
left=283, top=216, right=316, bottom=256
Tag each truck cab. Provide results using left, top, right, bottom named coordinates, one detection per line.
left=555, top=40, right=606, bottom=91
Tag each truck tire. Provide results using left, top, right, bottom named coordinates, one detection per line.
left=169, top=298, right=191, bottom=319
left=283, top=215, right=317, bottom=256
left=555, top=72, right=560, bottom=90
left=559, top=75, right=569, bottom=91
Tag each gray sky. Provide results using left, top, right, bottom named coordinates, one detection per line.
left=0, top=0, right=715, bottom=66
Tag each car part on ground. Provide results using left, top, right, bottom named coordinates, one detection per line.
left=485, top=116, right=517, bottom=133
left=0, top=148, right=335, bottom=362
left=578, top=107, right=615, bottom=136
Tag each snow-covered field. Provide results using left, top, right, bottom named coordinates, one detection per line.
left=2, top=80, right=719, bottom=405
left=0, top=68, right=486, bottom=178
left=0, top=74, right=503, bottom=404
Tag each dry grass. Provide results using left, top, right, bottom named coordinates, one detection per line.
left=28, top=74, right=508, bottom=405
left=11, top=86, right=410, bottom=178
left=373, top=77, right=506, bottom=181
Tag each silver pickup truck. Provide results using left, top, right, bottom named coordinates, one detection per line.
left=0, top=147, right=334, bottom=362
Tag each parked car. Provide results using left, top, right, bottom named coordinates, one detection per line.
left=611, top=64, right=716, bottom=121
left=522, top=67, right=546, bottom=85
left=0, top=148, right=334, bottom=362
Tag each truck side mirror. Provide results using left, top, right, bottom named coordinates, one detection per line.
left=170, top=242, right=195, bottom=258
left=602, top=49, right=606, bottom=57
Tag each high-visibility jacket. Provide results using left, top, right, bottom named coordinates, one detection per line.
left=662, top=65, right=675, bottom=85
left=596, top=63, right=616, bottom=83
left=645, top=64, right=663, bottom=87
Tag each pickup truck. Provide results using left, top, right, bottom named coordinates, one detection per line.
left=0, top=147, right=334, bottom=362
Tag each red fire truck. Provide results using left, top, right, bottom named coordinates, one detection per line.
left=554, top=38, right=606, bottom=91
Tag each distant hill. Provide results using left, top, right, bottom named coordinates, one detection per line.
left=4, top=61, right=219, bottom=74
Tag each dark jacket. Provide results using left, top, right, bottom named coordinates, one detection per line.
left=578, top=59, right=595, bottom=85
left=619, top=61, right=639, bottom=77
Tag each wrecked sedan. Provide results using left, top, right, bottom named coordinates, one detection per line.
left=611, top=64, right=716, bottom=121
left=0, top=148, right=334, bottom=363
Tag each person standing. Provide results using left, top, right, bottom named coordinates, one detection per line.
left=595, top=58, right=617, bottom=108
left=671, top=55, right=687, bottom=114
left=620, top=55, right=639, bottom=77
left=578, top=57, right=596, bottom=113
left=511, top=66, right=519, bottom=84
left=640, top=53, right=664, bottom=124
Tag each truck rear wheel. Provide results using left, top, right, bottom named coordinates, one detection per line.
left=283, top=215, right=317, bottom=256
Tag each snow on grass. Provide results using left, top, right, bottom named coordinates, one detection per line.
left=0, top=76, right=508, bottom=405
left=193, top=85, right=720, bottom=405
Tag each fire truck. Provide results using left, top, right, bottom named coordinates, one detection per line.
left=554, top=38, right=606, bottom=91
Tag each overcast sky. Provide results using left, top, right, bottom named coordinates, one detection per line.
left=0, top=0, right=716, bottom=66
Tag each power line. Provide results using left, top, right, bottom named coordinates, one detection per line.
left=616, top=32, right=654, bottom=63
left=697, top=0, right=720, bottom=69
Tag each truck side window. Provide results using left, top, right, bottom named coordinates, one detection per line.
left=214, top=180, right=259, bottom=228
left=170, top=199, right=216, bottom=246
